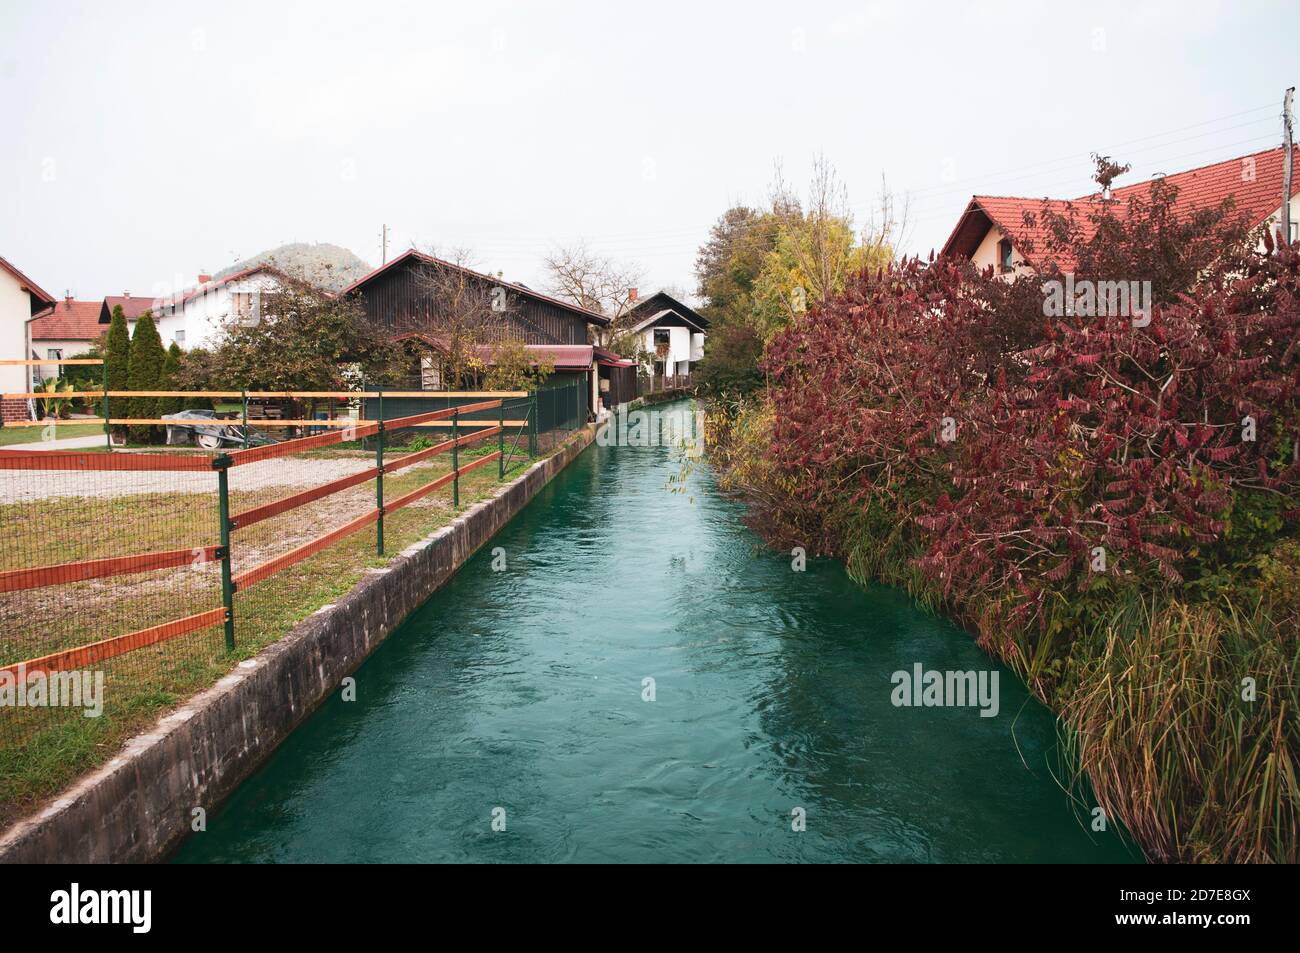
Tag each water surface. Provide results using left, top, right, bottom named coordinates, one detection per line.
left=175, top=401, right=1134, bottom=863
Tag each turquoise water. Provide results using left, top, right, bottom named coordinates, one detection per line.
left=173, top=402, right=1135, bottom=863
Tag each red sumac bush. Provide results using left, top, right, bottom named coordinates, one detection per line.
left=764, top=235, right=1299, bottom=637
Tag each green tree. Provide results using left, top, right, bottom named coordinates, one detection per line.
left=695, top=205, right=781, bottom=324
left=126, top=311, right=164, bottom=443
left=208, top=280, right=404, bottom=419
left=174, top=347, right=217, bottom=410
left=156, top=342, right=183, bottom=418
left=103, top=306, right=131, bottom=440
left=482, top=337, right=555, bottom=391
left=693, top=159, right=906, bottom=397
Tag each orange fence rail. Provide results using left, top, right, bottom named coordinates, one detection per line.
left=0, top=395, right=538, bottom=687
left=0, top=546, right=222, bottom=594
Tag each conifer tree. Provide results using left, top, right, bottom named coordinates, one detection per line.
left=103, top=306, right=131, bottom=440
left=156, top=342, right=183, bottom=418
left=126, top=311, right=164, bottom=443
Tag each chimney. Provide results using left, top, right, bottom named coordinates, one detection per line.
left=64, top=290, right=73, bottom=306
left=198, top=273, right=212, bottom=284
left=628, top=287, right=638, bottom=303
left=122, top=290, right=130, bottom=298
left=1102, top=185, right=1112, bottom=201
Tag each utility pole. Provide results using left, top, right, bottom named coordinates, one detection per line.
left=381, top=223, right=389, bottom=264
left=1282, top=88, right=1294, bottom=249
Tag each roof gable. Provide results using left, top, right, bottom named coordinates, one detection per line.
left=942, top=145, right=1300, bottom=271
left=628, top=290, right=709, bottom=328
left=99, top=295, right=155, bottom=323
left=628, top=306, right=707, bottom=335
left=342, top=250, right=611, bottom=326
left=0, top=256, right=56, bottom=315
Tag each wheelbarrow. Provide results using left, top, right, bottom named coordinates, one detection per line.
left=162, top=410, right=278, bottom=450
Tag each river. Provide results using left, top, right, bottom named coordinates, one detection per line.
left=173, top=400, right=1135, bottom=863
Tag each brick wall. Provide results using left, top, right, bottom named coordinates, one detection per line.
left=0, top=398, right=31, bottom=424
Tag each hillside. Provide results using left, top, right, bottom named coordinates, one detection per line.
left=214, top=242, right=372, bottom=292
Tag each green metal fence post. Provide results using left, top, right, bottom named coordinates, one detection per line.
left=241, top=388, right=249, bottom=449
left=376, top=390, right=385, bottom=556
left=498, top=399, right=505, bottom=479
left=452, top=407, right=460, bottom=509
left=102, top=359, right=111, bottom=449
left=214, top=454, right=236, bottom=652
left=528, top=390, right=538, bottom=456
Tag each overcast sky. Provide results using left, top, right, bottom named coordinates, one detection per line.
left=2, top=0, right=1296, bottom=304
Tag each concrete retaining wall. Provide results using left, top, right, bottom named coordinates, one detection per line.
left=0, top=425, right=596, bottom=863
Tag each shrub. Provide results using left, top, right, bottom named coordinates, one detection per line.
left=744, top=173, right=1300, bottom=861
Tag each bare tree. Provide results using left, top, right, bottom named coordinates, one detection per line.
left=543, top=240, right=645, bottom=340
left=400, top=246, right=518, bottom=389
left=862, top=173, right=912, bottom=263
left=763, top=156, right=907, bottom=324
left=768, top=154, right=858, bottom=307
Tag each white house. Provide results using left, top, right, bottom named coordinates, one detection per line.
left=151, top=265, right=289, bottom=350
left=0, top=255, right=56, bottom=422
left=621, top=290, right=708, bottom=381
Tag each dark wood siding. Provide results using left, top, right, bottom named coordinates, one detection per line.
left=352, top=258, right=592, bottom=345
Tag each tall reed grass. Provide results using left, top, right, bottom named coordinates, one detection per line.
left=710, top=395, right=1300, bottom=864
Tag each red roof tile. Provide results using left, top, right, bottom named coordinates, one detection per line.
left=942, top=145, right=1300, bottom=271
left=1105, top=144, right=1297, bottom=224
left=30, top=299, right=103, bottom=341
left=100, top=295, right=157, bottom=322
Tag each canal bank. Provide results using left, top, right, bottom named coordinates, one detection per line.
left=174, top=400, right=1136, bottom=863
left=0, top=426, right=598, bottom=864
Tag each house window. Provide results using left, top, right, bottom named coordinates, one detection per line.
left=46, top=348, right=63, bottom=361
left=998, top=239, right=1014, bottom=273
left=174, top=330, right=185, bottom=346
left=653, top=329, right=670, bottom=347
left=231, top=291, right=262, bottom=325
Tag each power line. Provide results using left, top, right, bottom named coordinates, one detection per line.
left=381, top=102, right=1293, bottom=268
left=905, top=102, right=1279, bottom=199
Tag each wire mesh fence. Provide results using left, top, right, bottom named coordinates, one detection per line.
left=0, top=385, right=586, bottom=811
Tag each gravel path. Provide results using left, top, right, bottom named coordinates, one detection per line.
left=0, top=455, right=379, bottom=504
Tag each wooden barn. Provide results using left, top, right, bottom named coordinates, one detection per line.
left=340, top=249, right=612, bottom=416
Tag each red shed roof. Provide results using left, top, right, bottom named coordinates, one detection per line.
left=30, top=299, right=103, bottom=341
left=393, top=333, right=595, bottom=370
left=476, top=343, right=593, bottom=370
left=594, top=345, right=635, bottom=367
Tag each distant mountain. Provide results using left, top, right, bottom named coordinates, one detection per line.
left=214, top=242, right=372, bottom=293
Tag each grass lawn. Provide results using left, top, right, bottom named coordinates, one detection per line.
left=0, top=422, right=105, bottom=447
left=0, top=433, right=575, bottom=828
